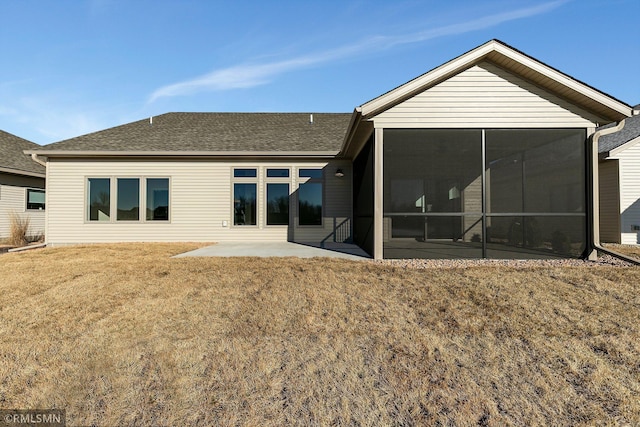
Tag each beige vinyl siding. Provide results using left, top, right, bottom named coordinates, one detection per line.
left=373, top=62, right=605, bottom=128
left=45, top=158, right=352, bottom=245
left=0, top=172, right=45, bottom=239
left=617, top=141, right=640, bottom=245
left=598, top=160, right=620, bottom=243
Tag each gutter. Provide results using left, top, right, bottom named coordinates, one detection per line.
left=0, top=166, right=45, bottom=178
left=30, top=153, right=47, bottom=167
left=23, top=150, right=339, bottom=159
left=590, top=121, right=640, bottom=266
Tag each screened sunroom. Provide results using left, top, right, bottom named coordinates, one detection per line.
left=345, top=40, right=633, bottom=260
left=382, top=128, right=587, bottom=259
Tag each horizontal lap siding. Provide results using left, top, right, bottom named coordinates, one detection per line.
left=598, top=160, right=620, bottom=243
left=0, top=173, right=45, bottom=239
left=618, top=142, right=640, bottom=244
left=46, top=159, right=352, bottom=245
left=373, top=62, right=604, bottom=128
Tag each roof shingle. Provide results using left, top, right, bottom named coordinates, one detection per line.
left=598, top=114, right=640, bottom=154
left=36, top=112, right=352, bottom=153
left=0, top=130, right=45, bottom=176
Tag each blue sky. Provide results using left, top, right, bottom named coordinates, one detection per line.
left=1, top=0, right=638, bottom=145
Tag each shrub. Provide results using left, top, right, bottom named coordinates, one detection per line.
left=8, top=212, right=30, bottom=247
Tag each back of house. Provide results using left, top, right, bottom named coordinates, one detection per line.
left=27, top=40, right=635, bottom=259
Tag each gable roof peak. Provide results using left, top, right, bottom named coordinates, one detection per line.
left=359, top=39, right=632, bottom=122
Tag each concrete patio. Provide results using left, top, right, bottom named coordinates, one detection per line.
left=173, top=241, right=371, bottom=260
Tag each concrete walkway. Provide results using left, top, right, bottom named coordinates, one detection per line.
left=174, top=241, right=370, bottom=260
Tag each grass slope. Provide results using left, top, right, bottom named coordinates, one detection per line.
left=0, top=244, right=639, bottom=426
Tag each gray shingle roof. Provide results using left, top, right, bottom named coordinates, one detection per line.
left=598, top=114, right=640, bottom=154
left=0, top=130, right=45, bottom=176
left=36, top=112, right=352, bottom=153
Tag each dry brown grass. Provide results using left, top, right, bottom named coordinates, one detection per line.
left=603, top=244, right=640, bottom=260
left=0, top=243, right=639, bottom=426
left=7, top=212, right=30, bottom=247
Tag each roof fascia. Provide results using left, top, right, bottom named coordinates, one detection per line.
left=24, top=150, right=340, bottom=159
left=360, top=40, right=632, bottom=119
left=360, top=41, right=496, bottom=118
left=0, top=166, right=46, bottom=178
left=489, top=43, right=632, bottom=118
left=338, top=109, right=363, bottom=156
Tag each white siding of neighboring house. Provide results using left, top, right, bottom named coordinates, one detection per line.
left=616, top=140, right=640, bottom=244
left=0, top=172, right=46, bottom=240
left=598, top=160, right=620, bottom=243
left=45, top=158, right=352, bottom=245
left=373, top=61, right=605, bottom=128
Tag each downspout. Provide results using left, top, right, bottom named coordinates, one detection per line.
left=31, top=153, right=47, bottom=167
left=590, top=119, right=640, bottom=265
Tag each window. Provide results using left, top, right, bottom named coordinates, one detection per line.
left=234, top=168, right=257, bottom=178
left=88, top=178, right=111, bottom=221
left=26, top=189, right=45, bottom=210
left=234, top=183, right=257, bottom=225
left=232, top=168, right=258, bottom=226
left=266, top=183, right=289, bottom=225
left=267, top=168, right=290, bottom=178
left=146, top=178, right=169, bottom=221
left=117, top=178, right=140, bottom=221
left=265, top=168, right=290, bottom=226
left=298, top=168, right=323, bottom=226
left=87, top=177, right=169, bottom=222
left=299, top=169, right=323, bottom=179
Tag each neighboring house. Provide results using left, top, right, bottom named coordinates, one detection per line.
left=598, top=108, right=640, bottom=244
left=27, top=40, right=633, bottom=259
left=0, top=130, right=46, bottom=240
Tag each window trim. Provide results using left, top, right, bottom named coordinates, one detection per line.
left=231, top=168, right=259, bottom=227
left=86, top=176, right=112, bottom=222
left=264, top=167, right=291, bottom=227
left=85, top=176, right=171, bottom=224
left=233, top=168, right=258, bottom=178
left=145, top=177, right=171, bottom=222
left=265, top=182, right=290, bottom=227
left=25, top=188, right=46, bottom=211
left=116, top=178, right=141, bottom=222
left=266, top=168, right=290, bottom=178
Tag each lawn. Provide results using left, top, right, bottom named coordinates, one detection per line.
left=0, top=244, right=639, bottom=426
left=603, top=244, right=640, bottom=260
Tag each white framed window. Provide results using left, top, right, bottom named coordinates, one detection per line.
left=26, top=188, right=46, bottom=211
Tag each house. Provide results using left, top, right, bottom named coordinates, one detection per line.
left=27, top=40, right=634, bottom=259
left=597, top=108, right=640, bottom=244
left=0, top=130, right=46, bottom=240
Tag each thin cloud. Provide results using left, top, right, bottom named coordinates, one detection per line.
left=148, top=0, right=568, bottom=103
